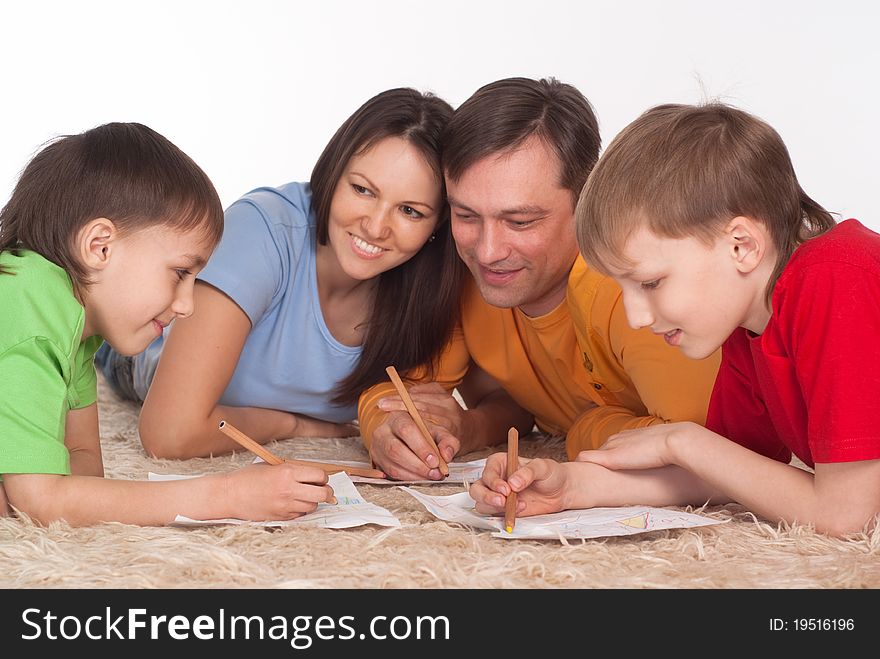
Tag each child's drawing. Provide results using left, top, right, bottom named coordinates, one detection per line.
left=401, top=488, right=722, bottom=540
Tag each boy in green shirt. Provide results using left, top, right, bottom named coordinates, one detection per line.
left=0, top=123, right=335, bottom=526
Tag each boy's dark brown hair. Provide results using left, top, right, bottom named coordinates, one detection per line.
left=0, top=122, right=224, bottom=286
left=442, top=76, right=601, bottom=205
left=310, top=88, right=466, bottom=405
left=576, top=103, right=835, bottom=302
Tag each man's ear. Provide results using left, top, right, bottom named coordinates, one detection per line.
left=724, top=216, right=767, bottom=274
left=78, top=218, right=117, bottom=271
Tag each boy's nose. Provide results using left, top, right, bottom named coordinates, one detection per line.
left=622, top=293, right=653, bottom=330
left=171, top=286, right=195, bottom=319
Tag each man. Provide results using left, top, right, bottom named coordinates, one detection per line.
left=359, top=77, right=719, bottom=480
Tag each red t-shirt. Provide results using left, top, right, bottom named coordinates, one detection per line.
left=707, top=219, right=880, bottom=468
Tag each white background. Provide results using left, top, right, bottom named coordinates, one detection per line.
left=2, top=1, right=878, bottom=229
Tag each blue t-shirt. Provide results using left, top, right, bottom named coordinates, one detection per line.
left=133, top=182, right=361, bottom=422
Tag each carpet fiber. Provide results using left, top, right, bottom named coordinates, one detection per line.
left=2, top=376, right=878, bottom=589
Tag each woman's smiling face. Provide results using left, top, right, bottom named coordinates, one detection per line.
left=325, top=136, right=441, bottom=281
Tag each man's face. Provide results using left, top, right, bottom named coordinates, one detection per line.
left=446, top=136, right=578, bottom=317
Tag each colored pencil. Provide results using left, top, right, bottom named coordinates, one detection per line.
left=504, top=426, right=519, bottom=533
left=218, top=420, right=385, bottom=479
left=385, top=365, right=449, bottom=476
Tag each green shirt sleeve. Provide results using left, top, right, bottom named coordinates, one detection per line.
left=0, top=338, right=71, bottom=475
left=70, top=335, right=102, bottom=410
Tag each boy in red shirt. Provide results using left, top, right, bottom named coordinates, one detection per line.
left=470, top=103, right=880, bottom=537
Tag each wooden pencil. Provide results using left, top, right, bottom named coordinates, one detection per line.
left=385, top=365, right=450, bottom=476
left=218, top=419, right=283, bottom=465
left=504, top=426, right=519, bottom=533
left=218, top=420, right=385, bottom=479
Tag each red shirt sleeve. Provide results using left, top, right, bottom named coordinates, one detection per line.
left=771, top=259, right=880, bottom=463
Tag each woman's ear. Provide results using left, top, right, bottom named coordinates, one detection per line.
left=724, top=216, right=768, bottom=274
left=78, top=218, right=117, bottom=271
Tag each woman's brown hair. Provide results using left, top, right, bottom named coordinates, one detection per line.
left=310, top=88, right=465, bottom=405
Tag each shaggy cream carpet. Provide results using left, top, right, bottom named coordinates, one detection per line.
left=1, top=376, right=878, bottom=589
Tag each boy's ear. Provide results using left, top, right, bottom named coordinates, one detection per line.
left=724, top=216, right=767, bottom=274
left=78, top=218, right=118, bottom=271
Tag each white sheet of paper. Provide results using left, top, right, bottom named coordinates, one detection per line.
left=401, top=487, right=723, bottom=539
left=147, top=471, right=400, bottom=529
left=308, top=458, right=487, bottom=485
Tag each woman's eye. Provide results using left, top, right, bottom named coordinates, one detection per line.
left=352, top=183, right=371, bottom=196
left=175, top=269, right=191, bottom=281
left=401, top=205, right=423, bottom=219
left=641, top=279, right=661, bottom=290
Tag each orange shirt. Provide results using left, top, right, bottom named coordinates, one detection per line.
left=359, top=256, right=720, bottom=459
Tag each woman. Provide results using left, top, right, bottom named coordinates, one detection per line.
left=98, top=88, right=464, bottom=458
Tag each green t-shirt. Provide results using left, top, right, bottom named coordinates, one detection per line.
left=0, top=249, right=103, bottom=476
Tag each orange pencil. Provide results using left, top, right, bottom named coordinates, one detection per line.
left=219, top=419, right=283, bottom=465
left=504, top=427, right=519, bottom=533
left=218, top=420, right=385, bottom=479
left=385, top=365, right=449, bottom=476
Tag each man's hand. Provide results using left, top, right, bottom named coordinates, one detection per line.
left=368, top=409, right=458, bottom=481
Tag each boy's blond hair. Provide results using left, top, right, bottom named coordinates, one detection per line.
left=575, top=103, right=834, bottom=302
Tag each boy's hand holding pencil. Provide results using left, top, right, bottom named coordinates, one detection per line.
left=225, top=461, right=337, bottom=520
left=469, top=444, right=576, bottom=520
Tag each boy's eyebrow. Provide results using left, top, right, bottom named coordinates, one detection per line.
left=604, top=264, right=636, bottom=278
left=180, top=254, right=207, bottom=269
